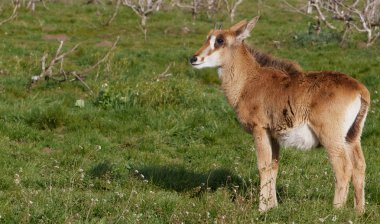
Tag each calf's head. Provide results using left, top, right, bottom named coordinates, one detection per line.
left=190, top=16, right=260, bottom=69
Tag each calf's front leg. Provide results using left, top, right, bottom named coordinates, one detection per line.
left=253, top=127, right=278, bottom=212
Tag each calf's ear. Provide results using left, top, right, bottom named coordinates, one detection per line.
left=230, top=16, right=260, bottom=42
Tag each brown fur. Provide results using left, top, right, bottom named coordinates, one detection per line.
left=248, top=47, right=303, bottom=76
left=191, top=18, right=370, bottom=214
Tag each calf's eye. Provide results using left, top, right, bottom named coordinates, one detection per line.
left=216, top=38, right=224, bottom=45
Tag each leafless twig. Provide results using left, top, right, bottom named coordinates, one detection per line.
left=284, top=0, right=380, bottom=46
left=282, top=0, right=308, bottom=15
left=122, top=0, right=163, bottom=39
left=71, top=71, right=94, bottom=94
left=223, top=0, right=243, bottom=22
left=26, top=0, right=36, bottom=12
left=172, top=0, right=201, bottom=20
left=0, top=3, right=19, bottom=26
left=26, top=0, right=49, bottom=12
left=34, top=41, right=80, bottom=81
left=155, top=63, right=173, bottom=81
left=310, top=1, right=337, bottom=29
left=104, top=0, right=121, bottom=26
left=77, top=36, right=120, bottom=76
left=207, top=0, right=221, bottom=19
left=30, top=37, right=120, bottom=92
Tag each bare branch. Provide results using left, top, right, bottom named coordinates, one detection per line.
left=77, top=36, right=120, bottom=76
left=26, top=0, right=36, bottom=12
left=105, top=0, right=121, bottom=26
left=172, top=0, right=197, bottom=10
left=71, top=71, right=94, bottom=95
left=282, top=0, right=307, bottom=15
left=171, top=0, right=201, bottom=20
left=0, top=3, right=19, bottom=26
left=31, top=37, right=120, bottom=92
left=289, top=0, right=380, bottom=46
left=122, top=0, right=163, bottom=39
left=310, top=1, right=336, bottom=29
left=41, top=53, right=48, bottom=75
left=223, top=0, right=244, bottom=22
left=36, top=41, right=80, bottom=80
left=41, top=0, right=49, bottom=10
left=155, top=63, right=173, bottom=81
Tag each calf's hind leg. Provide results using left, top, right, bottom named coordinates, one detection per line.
left=324, top=141, right=353, bottom=209
left=348, top=141, right=366, bottom=214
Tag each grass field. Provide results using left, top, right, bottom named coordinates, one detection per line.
left=0, top=1, right=379, bottom=223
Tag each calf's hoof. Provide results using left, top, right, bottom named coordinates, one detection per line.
left=258, top=200, right=278, bottom=213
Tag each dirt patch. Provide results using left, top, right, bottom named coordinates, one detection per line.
left=43, top=34, right=69, bottom=41
left=42, top=147, right=53, bottom=155
left=96, top=40, right=113, bottom=47
left=357, top=41, right=369, bottom=49
left=0, top=69, right=9, bottom=76
left=181, top=27, right=191, bottom=34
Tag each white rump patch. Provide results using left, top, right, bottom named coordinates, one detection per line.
left=278, top=124, right=319, bottom=150
left=343, top=95, right=361, bottom=136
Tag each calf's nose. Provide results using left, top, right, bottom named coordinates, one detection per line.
left=189, top=55, right=197, bottom=64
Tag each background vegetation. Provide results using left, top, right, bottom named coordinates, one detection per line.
left=0, top=0, right=379, bottom=223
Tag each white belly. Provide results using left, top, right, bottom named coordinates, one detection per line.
left=278, top=124, right=319, bottom=150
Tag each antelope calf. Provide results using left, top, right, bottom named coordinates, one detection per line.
left=190, top=17, right=370, bottom=213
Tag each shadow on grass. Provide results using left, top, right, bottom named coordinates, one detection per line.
left=135, top=165, right=249, bottom=193
left=134, top=165, right=305, bottom=204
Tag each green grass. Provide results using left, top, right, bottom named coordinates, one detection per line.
left=0, top=1, right=379, bottom=223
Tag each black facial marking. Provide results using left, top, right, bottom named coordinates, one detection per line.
left=215, top=35, right=225, bottom=48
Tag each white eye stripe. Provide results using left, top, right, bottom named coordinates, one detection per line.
left=197, top=35, right=216, bottom=58
left=209, top=35, right=216, bottom=50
